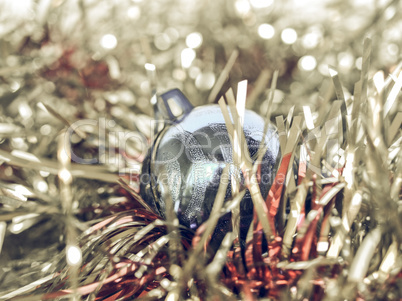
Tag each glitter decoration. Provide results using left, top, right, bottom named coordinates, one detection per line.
left=0, top=0, right=401, bottom=300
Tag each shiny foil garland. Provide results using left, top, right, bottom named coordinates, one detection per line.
left=0, top=0, right=401, bottom=300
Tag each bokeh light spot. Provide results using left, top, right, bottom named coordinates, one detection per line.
left=186, top=32, right=203, bottom=49
left=181, top=48, right=196, bottom=69
left=281, top=28, right=297, bottom=44
left=101, top=34, right=117, bottom=49
left=258, top=24, right=275, bottom=40
left=299, top=55, right=317, bottom=71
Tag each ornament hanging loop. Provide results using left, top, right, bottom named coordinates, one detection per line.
left=157, top=88, right=194, bottom=122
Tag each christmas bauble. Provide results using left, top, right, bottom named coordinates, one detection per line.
left=140, top=89, right=280, bottom=249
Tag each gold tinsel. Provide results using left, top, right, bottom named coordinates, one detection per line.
left=0, top=0, right=401, bottom=300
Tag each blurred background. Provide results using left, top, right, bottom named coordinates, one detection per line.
left=1, top=0, right=401, bottom=115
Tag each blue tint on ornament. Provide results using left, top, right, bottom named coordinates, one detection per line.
left=140, top=89, right=280, bottom=250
